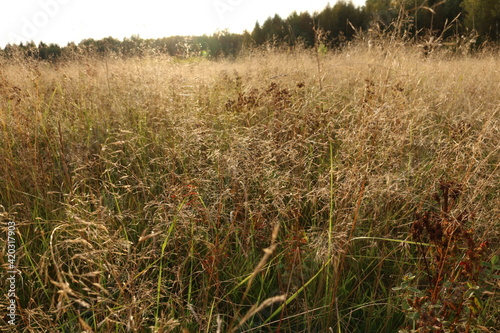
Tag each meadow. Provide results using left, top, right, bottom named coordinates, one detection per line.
left=0, top=43, right=499, bottom=332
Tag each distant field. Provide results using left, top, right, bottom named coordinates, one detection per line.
left=1, top=45, right=499, bottom=332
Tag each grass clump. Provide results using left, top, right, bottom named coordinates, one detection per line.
left=0, top=44, right=499, bottom=332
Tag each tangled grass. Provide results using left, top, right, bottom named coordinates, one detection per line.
left=0, top=44, right=499, bottom=332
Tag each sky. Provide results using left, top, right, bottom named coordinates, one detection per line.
left=0, top=0, right=366, bottom=48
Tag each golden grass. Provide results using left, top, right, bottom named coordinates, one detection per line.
left=0, top=45, right=499, bottom=332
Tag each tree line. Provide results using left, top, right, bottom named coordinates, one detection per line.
left=1, top=0, right=498, bottom=61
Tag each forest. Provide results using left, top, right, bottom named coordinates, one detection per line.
left=1, top=0, right=499, bottom=60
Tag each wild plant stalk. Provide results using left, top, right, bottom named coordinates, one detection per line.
left=229, top=223, right=282, bottom=332
left=313, top=26, right=327, bottom=91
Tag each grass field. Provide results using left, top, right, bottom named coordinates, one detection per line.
left=1, top=44, right=499, bottom=332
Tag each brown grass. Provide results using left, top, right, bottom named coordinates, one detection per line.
left=0, top=44, right=499, bottom=332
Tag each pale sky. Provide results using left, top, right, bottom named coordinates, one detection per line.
left=0, top=0, right=366, bottom=47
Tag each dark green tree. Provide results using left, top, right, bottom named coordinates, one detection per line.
left=316, top=1, right=366, bottom=43
left=286, top=11, right=315, bottom=47
left=261, top=14, right=286, bottom=42
left=241, top=30, right=253, bottom=49
left=251, top=22, right=265, bottom=45
left=122, top=35, right=145, bottom=56
left=316, top=4, right=335, bottom=34
left=366, top=0, right=396, bottom=25
left=426, top=0, right=464, bottom=34
left=462, top=0, right=500, bottom=39
left=215, top=30, right=242, bottom=57
left=38, top=42, right=62, bottom=61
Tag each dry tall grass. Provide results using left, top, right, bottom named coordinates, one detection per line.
left=1, top=44, right=499, bottom=332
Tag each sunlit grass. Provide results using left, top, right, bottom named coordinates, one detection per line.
left=0, top=44, right=499, bottom=332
